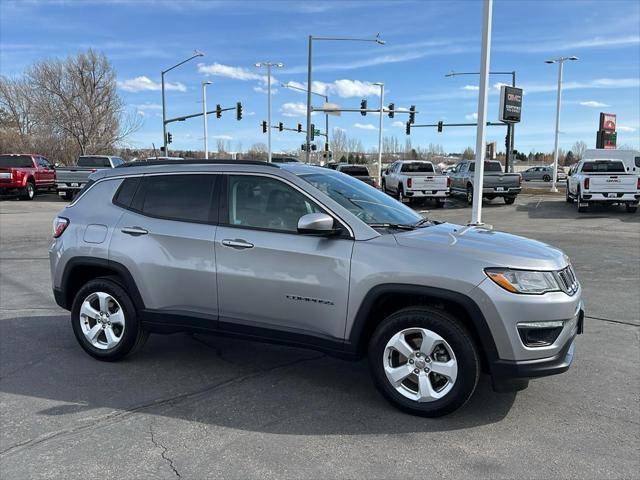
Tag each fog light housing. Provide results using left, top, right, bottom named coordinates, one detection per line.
left=517, top=321, right=564, bottom=347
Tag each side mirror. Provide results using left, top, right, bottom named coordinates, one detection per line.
left=297, top=213, right=338, bottom=236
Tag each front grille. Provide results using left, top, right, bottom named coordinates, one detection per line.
left=556, top=265, right=579, bottom=296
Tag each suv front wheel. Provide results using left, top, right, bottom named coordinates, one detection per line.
left=368, top=306, right=480, bottom=417
left=71, top=277, right=148, bottom=361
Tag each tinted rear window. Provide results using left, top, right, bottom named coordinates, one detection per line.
left=138, top=174, right=215, bottom=223
left=341, top=166, right=370, bottom=176
left=113, top=177, right=141, bottom=208
left=0, top=155, right=33, bottom=168
left=400, top=162, right=434, bottom=173
left=635, top=156, right=640, bottom=168
left=582, top=161, right=625, bottom=173
left=78, top=156, right=111, bottom=167
left=469, top=162, right=502, bottom=172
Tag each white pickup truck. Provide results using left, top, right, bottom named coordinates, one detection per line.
left=381, top=160, right=450, bottom=207
left=566, top=158, right=639, bottom=213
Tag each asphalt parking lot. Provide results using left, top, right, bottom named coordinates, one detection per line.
left=1, top=192, right=638, bottom=479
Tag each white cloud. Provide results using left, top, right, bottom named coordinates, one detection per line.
left=617, top=126, right=636, bottom=132
left=118, top=76, right=186, bottom=92
left=463, top=85, right=479, bottom=91
left=493, top=82, right=510, bottom=91
left=281, top=102, right=316, bottom=117
left=498, top=34, right=640, bottom=53
left=283, top=79, right=381, bottom=99
left=131, top=102, right=162, bottom=111
left=198, top=62, right=268, bottom=82
left=520, top=78, right=640, bottom=94
left=579, top=101, right=610, bottom=108
left=392, top=121, right=404, bottom=128
left=212, top=135, right=233, bottom=140
left=465, top=112, right=478, bottom=121
left=254, top=86, right=278, bottom=95
left=353, top=122, right=376, bottom=130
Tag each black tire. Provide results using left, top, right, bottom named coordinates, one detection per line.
left=397, top=185, right=404, bottom=203
left=577, top=188, right=588, bottom=213
left=20, top=180, right=35, bottom=201
left=381, top=180, right=387, bottom=194
left=466, top=185, right=473, bottom=205
left=504, top=196, right=516, bottom=205
left=626, top=204, right=638, bottom=213
left=434, top=198, right=445, bottom=208
left=59, top=191, right=70, bottom=201
left=543, top=174, right=551, bottom=182
left=368, top=306, right=480, bottom=417
left=71, top=277, right=149, bottom=361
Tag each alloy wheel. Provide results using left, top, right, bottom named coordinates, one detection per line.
left=383, top=327, right=458, bottom=402
left=79, top=292, right=126, bottom=350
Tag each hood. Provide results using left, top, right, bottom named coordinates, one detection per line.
left=394, top=223, right=568, bottom=271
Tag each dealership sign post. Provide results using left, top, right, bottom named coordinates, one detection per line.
left=596, top=112, right=617, bottom=149
left=499, top=86, right=523, bottom=123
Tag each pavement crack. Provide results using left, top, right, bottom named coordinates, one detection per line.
left=0, top=353, right=325, bottom=459
left=149, top=423, right=180, bottom=478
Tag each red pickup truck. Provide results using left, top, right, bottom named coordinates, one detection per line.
left=0, top=154, right=56, bottom=200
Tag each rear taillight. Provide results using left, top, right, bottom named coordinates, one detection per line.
left=447, top=176, right=452, bottom=188
left=518, top=174, right=522, bottom=186
left=52, top=217, right=69, bottom=238
left=637, top=177, right=640, bottom=190
left=584, top=177, right=590, bottom=190
left=407, top=178, right=412, bottom=188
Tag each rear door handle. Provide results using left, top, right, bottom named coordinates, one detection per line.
left=121, top=226, right=148, bottom=236
left=222, top=239, right=254, bottom=250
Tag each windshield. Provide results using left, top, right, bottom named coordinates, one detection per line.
left=300, top=171, right=422, bottom=226
left=78, top=156, right=111, bottom=167
left=0, top=155, right=33, bottom=168
left=401, top=162, right=434, bottom=173
left=469, top=161, right=502, bottom=172
left=340, top=166, right=370, bottom=176
left=582, top=160, right=625, bottom=173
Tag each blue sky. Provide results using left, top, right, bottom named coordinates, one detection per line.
left=1, top=0, right=639, bottom=154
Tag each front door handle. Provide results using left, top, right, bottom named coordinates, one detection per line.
left=222, top=239, right=254, bottom=250
left=121, top=226, right=148, bottom=236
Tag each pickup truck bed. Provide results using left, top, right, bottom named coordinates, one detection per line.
left=449, top=160, right=521, bottom=205
left=56, top=155, right=123, bottom=199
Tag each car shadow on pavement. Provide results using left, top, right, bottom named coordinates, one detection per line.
left=0, top=315, right=517, bottom=440
left=516, top=198, right=640, bottom=223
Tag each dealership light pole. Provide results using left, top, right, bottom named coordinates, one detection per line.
left=471, top=0, right=493, bottom=226
left=162, top=51, right=204, bottom=155
left=282, top=82, right=330, bottom=151
left=256, top=62, right=284, bottom=162
left=305, top=34, right=385, bottom=163
left=445, top=69, right=516, bottom=172
left=546, top=56, right=578, bottom=192
left=201, top=81, right=212, bottom=159
left=374, top=82, right=385, bottom=187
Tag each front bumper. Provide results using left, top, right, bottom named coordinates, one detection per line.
left=581, top=192, right=639, bottom=203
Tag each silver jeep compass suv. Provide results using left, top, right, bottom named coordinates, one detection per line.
left=49, top=160, right=584, bottom=416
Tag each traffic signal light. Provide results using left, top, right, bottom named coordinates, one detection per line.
left=388, top=103, right=395, bottom=118
left=301, top=144, right=306, bottom=151
left=311, top=144, right=317, bottom=151
left=278, top=122, right=283, bottom=132
left=360, top=99, right=367, bottom=116
left=310, top=124, right=315, bottom=141
left=325, top=142, right=329, bottom=151
left=216, top=104, right=222, bottom=118
left=166, top=132, right=173, bottom=144
left=261, top=121, right=267, bottom=133
left=236, top=102, right=242, bottom=120
left=297, top=123, right=302, bottom=133
left=437, top=121, right=443, bottom=133
left=409, top=105, right=416, bottom=124
left=405, top=122, right=411, bottom=135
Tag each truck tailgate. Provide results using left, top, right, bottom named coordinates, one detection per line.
left=588, top=174, right=637, bottom=192
left=56, top=168, right=94, bottom=184
left=409, top=175, right=447, bottom=190
left=483, top=173, right=520, bottom=188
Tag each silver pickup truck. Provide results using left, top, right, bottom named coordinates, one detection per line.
left=449, top=160, right=521, bottom=204
left=56, top=155, right=124, bottom=199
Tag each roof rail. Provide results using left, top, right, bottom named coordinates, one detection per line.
left=117, top=158, right=280, bottom=168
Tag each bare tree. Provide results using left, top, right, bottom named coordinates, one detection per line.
left=462, top=147, right=475, bottom=160
left=26, top=49, right=140, bottom=160
left=331, top=127, right=348, bottom=160
left=216, top=138, right=226, bottom=153
left=0, top=77, right=39, bottom=146
left=571, top=140, right=587, bottom=160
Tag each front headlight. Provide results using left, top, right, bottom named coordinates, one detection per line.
left=485, top=268, right=560, bottom=294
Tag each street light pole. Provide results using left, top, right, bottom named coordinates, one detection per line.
left=282, top=82, right=330, bottom=156
left=374, top=83, right=384, bottom=187
left=546, top=56, right=578, bottom=192
left=471, top=0, right=494, bottom=226
left=161, top=51, right=204, bottom=155
left=202, top=81, right=211, bottom=159
left=305, top=34, right=385, bottom=163
left=256, top=62, right=284, bottom=163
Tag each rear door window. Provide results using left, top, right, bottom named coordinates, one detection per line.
left=78, top=157, right=111, bottom=167
left=340, top=166, right=370, bottom=176
left=401, top=162, right=434, bottom=173
left=134, top=174, right=216, bottom=223
left=0, top=155, right=33, bottom=168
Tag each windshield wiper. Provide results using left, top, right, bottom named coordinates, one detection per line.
left=368, top=223, right=417, bottom=230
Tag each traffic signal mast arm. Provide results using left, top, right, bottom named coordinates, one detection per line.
left=165, top=104, right=241, bottom=124
left=312, top=106, right=418, bottom=115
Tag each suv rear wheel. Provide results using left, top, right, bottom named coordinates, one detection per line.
left=20, top=180, right=35, bottom=201
left=71, top=278, right=148, bottom=361
left=368, top=306, right=480, bottom=417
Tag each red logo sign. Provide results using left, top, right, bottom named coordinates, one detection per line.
left=599, top=112, right=616, bottom=132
